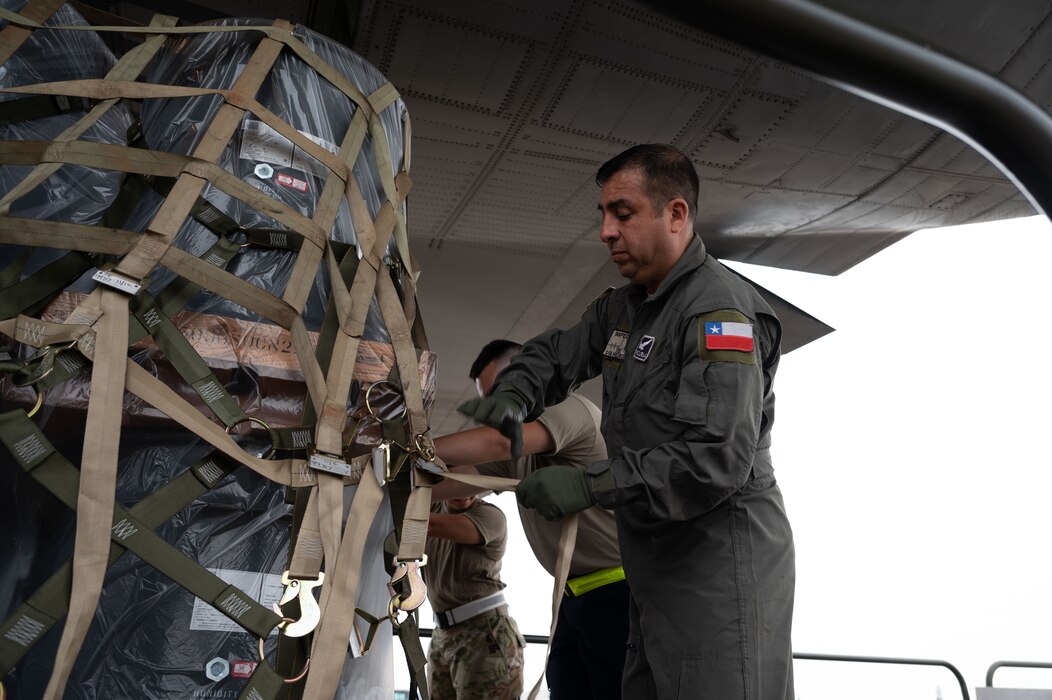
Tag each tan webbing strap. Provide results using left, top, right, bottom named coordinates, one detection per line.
left=395, top=465, right=432, bottom=564
left=0, top=216, right=138, bottom=254
left=277, top=87, right=409, bottom=664
left=0, top=142, right=329, bottom=251
left=3, top=314, right=90, bottom=349
left=0, top=0, right=64, bottom=66
left=0, top=19, right=376, bottom=112
left=375, top=270, right=427, bottom=439
left=158, top=246, right=299, bottom=327
left=295, top=151, right=382, bottom=457
left=376, top=269, right=432, bottom=565
left=363, top=84, right=414, bottom=280
left=294, top=167, right=397, bottom=640
left=112, top=20, right=290, bottom=284
left=279, top=108, right=367, bottom=315
left=440, top=471, right=519, bottom=493
left=302, top=468, right=385, bottom=700
left=121, top=361, right=314, bottom=487
left=313, top=471, right=344, bottom=607
left=528, top=515, right=579, bottom=700
left=436, top=470, right=579, bottom=698
left=41, top=289, right=128, bottom=699
left=160, top=246, right=326, bottom=411
left=287, top=487, right=324, bottom=579
left=0, top=12, right=435, bottom=696
left=0, top=82, right=352, bottom=184
left=0, top=12, right=177, bottom=216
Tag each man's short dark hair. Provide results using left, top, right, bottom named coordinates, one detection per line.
left=469, top=339, right=522, bottom=380
left=596, top=144, right=699, bottom=222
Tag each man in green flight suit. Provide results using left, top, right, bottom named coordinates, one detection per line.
left=459, top=144, right=796, bottom=699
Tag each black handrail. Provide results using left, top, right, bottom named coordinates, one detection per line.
left=643, top=0, right=1052, bottom=220
left=795, top=652, right=970, bottom=700
left=418, top=627, right=972, bottom=699
left=986, top=660, right=1052, bottom=687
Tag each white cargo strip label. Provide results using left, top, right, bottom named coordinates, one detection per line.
left=189, top=568, right=285, bottom=634
left=239, top=118, right=340, bottom=180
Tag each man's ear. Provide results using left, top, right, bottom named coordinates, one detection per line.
left=668, top=198, right=690, bottom=234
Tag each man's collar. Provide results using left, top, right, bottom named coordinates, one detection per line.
left=645, top=235, right=706, bottom=301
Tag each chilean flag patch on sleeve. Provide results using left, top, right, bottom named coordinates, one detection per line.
left=704, top=321, right=754, bottom=352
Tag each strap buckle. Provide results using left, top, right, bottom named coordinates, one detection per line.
left=225, top=415, right=276, bottom=459
left=272, top=570, right=324, bottom=637
left=387, top=555, right=428, bottom=626
left=11, top=340, right=79, bottom=388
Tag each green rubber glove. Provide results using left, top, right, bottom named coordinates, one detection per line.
left=458, top=389, right=527, bottom=458
left=515, top=465, right=595, bottom=521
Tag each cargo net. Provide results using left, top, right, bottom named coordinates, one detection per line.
left=0, top=1, right=442, bottom=698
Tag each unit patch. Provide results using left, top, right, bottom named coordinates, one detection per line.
left=697, top=310, right=757, bottom=364
left=633, top=335, right=656, bottom=361
left=603, top=330, right=629, bottom=361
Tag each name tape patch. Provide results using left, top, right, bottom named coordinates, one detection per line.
left=604, top=330, right=629, bottom=361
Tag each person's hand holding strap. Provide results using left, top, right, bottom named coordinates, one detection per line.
left=515, top=465, right=596, bottom=521
left=457, top=389, right=527, bottom=458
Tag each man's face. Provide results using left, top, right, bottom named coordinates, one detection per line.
left=446, top=495, right=478, bottom=513
left=597, top=167, right=688, bottom=293
left=474, top=360, right=501, bottom=398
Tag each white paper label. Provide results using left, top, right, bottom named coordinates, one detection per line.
left=189, top=568, right=283, bottom=633
left=239, top=118, right=338, bottom=179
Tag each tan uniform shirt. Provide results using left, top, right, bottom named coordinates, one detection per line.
left=424, top=498, right=508, bottom=614
left=476, top=394, right=620, bottom=578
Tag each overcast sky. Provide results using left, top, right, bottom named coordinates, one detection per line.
left=398, top=214, right=1052, bottom=699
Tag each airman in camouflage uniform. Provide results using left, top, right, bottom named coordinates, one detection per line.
left=426, top=496, right=525, bottom=700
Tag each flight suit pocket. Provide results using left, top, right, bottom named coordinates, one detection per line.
left=672, top=361, right=708, bottom=425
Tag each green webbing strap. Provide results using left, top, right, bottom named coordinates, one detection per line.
left=0, top=250, right=96, bottom=320
left=0, top=248, right=31, bottom=289
left=0, top=154, right=159, bottom=325
left=236, top=659, right=286, bottom=700
left=273, top=486, right=311, bottom=699
left=7, top=235, right=243, bottom=396
left=0, top=347, right=18, bottom=374
left=385, top=467, right=430, bottom=700
left=266, top=244, right=358, bottom=697
left=0, top=448, right=240, bottom=675
left=9, top=338, right=88, bottom=393
left=98, top=169, right=153, bottom=231
left=243, top=228, right=304, bottom=251
left=0, top=93, right=93, bottom=127
left=267, top=425, right=314, bottom=454
left=130, top=291, right=249, bottom=428
left=0, top=410, right=282, bottom=640
left=310, top=241, right=359, bottom=382
left=189, top=196, right=305, bottom=252
left=145, top=234, right=242, bottom=334
left=396, top=614, right=429, bottom=700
